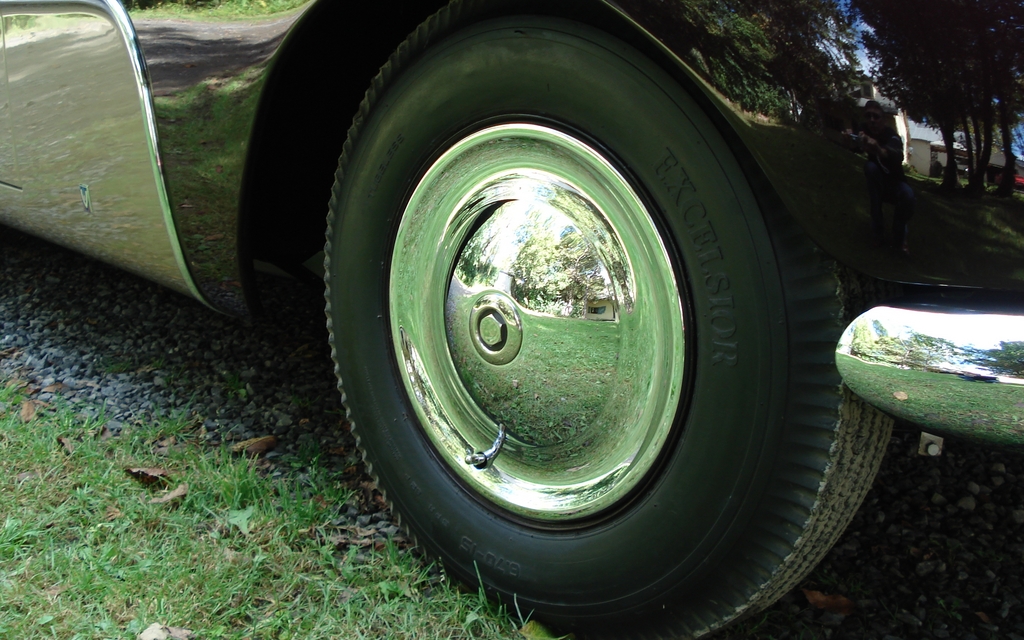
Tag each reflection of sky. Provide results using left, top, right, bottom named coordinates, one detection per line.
left=870, top=307, right=1024, bottom=350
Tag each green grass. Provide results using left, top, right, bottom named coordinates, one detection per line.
left=837, top=353, right=1024, bottom=447
left=0, top=381, right=518, bottom=639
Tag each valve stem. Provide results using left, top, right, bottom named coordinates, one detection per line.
left=465, top=424, right=507, bottom=469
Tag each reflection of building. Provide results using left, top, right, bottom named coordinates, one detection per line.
left=496, top=270, right=513, bottom=294
left=827, top=78, right=1023, bottom=187
left=904, top=121, right=965, bottom=178
left=585, top=299, right=617, bottom=321
left=908, top=123, right=1024, bottom=186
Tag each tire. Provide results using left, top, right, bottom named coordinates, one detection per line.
left=324, top=4, right=893, bottom=638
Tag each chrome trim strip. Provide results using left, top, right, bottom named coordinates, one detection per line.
left=100, top=0, right=209, bottom=307
left=838, top=304, right=1024, bottom=448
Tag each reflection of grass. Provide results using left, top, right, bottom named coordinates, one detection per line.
left=130, top=0, right=308, bottom=20
left=837, top=353, right=1024, bottom=447
left=155, top=65, right=265, bottom=287
left=700, top=91, right=1024, bottom=290
left=743, top=121, right=1024, bottom=288
left=450, top=309, right=620, bottom=449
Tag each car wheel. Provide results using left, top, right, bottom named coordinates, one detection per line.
left=324, top=6, right=892, bottom=638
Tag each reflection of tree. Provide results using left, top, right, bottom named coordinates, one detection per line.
left=654, top=0, right=858, bottom=125
left=508, top=227, right=608, bottom=317
left=984, top=341, right=1024, bottom=377
left=455, top=225, right=500, bottom=288
left=854, top=0, right=1023, bottom=197
left=849, top=319, right=990, bottom=372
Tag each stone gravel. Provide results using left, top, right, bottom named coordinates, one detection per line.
left=0, top=226, right=401, bottom=549
left=3, top=225, right=1024, bottom=639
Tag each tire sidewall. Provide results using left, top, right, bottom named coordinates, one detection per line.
left=330, top=16, right=790, bottom=618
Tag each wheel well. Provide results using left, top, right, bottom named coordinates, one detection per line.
left=237, top=0, right=756, bottom=310
left=238, top=0, right=444, bottom=306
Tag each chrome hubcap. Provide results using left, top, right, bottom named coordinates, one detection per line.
left=390, top=124, right=685, bottom=521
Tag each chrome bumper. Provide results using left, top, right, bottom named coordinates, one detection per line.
left=837, top=301, right=1024, bottom=448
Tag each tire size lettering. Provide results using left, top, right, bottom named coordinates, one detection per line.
left=655, top=149, right=738, bottom=367
left=404, top=473, right=423, bottom=496
left=369, top=133, right=405, bottom=198
left=427, top=503, right=449, bottom=528
left=460, top=537, right=521, bottom=577
left=363, top=371, right=404, bottom=458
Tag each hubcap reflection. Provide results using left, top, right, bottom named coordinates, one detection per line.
left=390, top=124, right=685, bottom=520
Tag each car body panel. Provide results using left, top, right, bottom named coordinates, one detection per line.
left=0, top=0, right=201, bottom=299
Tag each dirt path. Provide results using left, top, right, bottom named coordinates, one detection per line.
left=133, top=10, right=304, bottom=95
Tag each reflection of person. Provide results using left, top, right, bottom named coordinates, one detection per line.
left=850, top=100, right=915, bottom=255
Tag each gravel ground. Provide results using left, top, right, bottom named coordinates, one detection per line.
left=3, top=224, right=1024, bottom=640
left=0, top=226, right=404, bottom=543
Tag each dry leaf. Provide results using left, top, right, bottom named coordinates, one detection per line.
left=230, top=435, right=277, bottom=457
left=97, top=425, right=116, bottom=441
left=153, top=436, right=179, bottom=456
left=203, top=233, right=224, bottom=242
left=328, top=446, right=347, bottom=455
left=150, top=483, right=188, bottom=505
left=802, top=589, right=856, bottom=616
left=519, top=619, right=575, bottom=639
left=57, top=436, right=76, bottom=455
left=511, top=379, right=520, bottom=389
left=42, top=383, right=64, bottom=394
left=138, top=623, right=195, bottom=640
left=126, top=467, right=171, bottom=485
left=106, top=506, right=123, bottom=521
left=15, top=472, right=37, bottom=483
left=975, top=611, right=992, bottom=623
left=20, top=400, right=38, bottom=422
left=183, top=63, right=196, bottom=68
left=328, top=525, right=378, bottom=548
left=893, top=391, right=909, bottom=401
